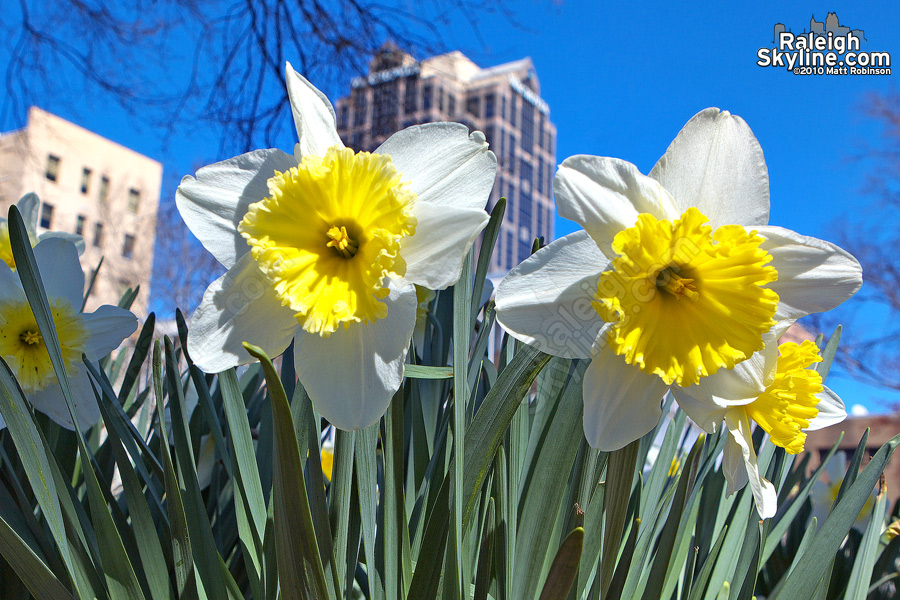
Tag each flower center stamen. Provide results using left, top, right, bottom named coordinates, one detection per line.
left=326, top=225, right=359, bottom=259
left=239, top=145, right=417, bottom=337
left=655, top=266, right=698, bottom=301
left=19, top=330, right=42, bottom=345
left=0, top=298, right=88, bottom=392
left=592, top=207, right=779, bottom=387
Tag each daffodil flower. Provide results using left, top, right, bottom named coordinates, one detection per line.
left=495, top=108, right=862, bottom=453
left=672, top=328, right=846, bottom=518
left=1, top=194, right=85, bottom=270
left=177, top=64, right=496, bottom=430
left=0, top=238, right=137, bottom=430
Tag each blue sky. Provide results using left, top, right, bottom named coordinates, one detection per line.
left=4, top=1, right=899, bottom=411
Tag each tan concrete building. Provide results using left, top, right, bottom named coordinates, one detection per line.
left=336, top=44, right=557, bottom=273
left=0, top=107, right=161, bottom=317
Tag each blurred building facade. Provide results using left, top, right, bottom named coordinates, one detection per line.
left=335, top=44, right=557, bottom=273
left=805, top=414, right=900, bottom=497
left=0, top=107, right=161, bottom=316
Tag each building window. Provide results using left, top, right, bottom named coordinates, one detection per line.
left=505, top=131, right=517, bottom=170
left=128, top=188, right=141, bottom=213
left=448, top=95, right=456, bottom=116
left=519, top=187, right=533, bottom=232
left=45, top=155, right=60, bottom=182
left=438, top=88, right=444, bottom=112
left=466, top=96, right=480, bottom=118
left=75, top=215, right=86, bottom=236
left=484, top=93, right=496, bottom=118
left=372, top=81, right=399, bottom=138
left=93, top=223, right=104, bottom=248
left=353, top=91, right=367, bottom=127
left=99, top=176, right=110, bottom=204
left=510, top=96, right=517, bottom=128
left=537, top=156, right=545, bottom=196
left=39, top=203, right=54, bottom=229
left=520, top=159, right=533, bottom=187
left=338, top=104, right=349, bottom=129
left=122, top=234, right=136, bottom=259
left=501, top=95, right=507, bottom=120
left=538, top=113, right=546, bottom=150
left=404, top=77, right=417, bottom=113
left=505, top=230, right=514, bottom=270
left=422, top=84, right=433, bottom=111
left=81, top=168, right=92, bottom=194
left=520, top=101, right=535, bottom=153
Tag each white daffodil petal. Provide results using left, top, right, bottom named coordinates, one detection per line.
left=293, top=281, right=417, bottom=430
left=757, top=226, right=863, bottom=321
left=583, top=342, right=668, bottom=451
left=81, top=306, right=138, bottom=360
left=285, top=62, right=344, bottom=158
left=807, top=385, right=846, bottom=432
left=33, top=238, right=84, bottom=309
left=38, top=231, right=85, bottom=255
left=555, top=156, right=679, bottom=259
left=30, top=369, right=98, bottom=431
left=495, top=231, right=608, bottom=359
left=188, top=253, right=298, bottom=372
left=401, top=201, right=489, bottom=290
left=17, top=194, right=40, bottom=235
left=176, top=148, right=297, bottom=269
left=0, top=264, right=25, bottom=303
left=722, top=433, right=749, bottom=495
left=649, top=108, right=770, bottom=228
left=670, top=387, right=728, bottom=434
left=375, top=123, right=497, bottom=212
left=724, top=409, right=777, bottom=518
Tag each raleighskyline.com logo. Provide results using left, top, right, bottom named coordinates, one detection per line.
left=757, top=12, right=891, bottom=76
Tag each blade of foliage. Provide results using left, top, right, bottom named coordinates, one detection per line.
left=842, top=476, right=889, bottom=600
left=219, top=367, right=267, bottom=590
left=451, top=251, right=474, bottom=600
left=463, top=344, right=551, bottom=527
left=514, top=362, right=585, bottom=600
left=0, top=514, right=74, bottom=600
left=538, top=527, right=584, bottom=600
left=471, top=197, right=505, bottom=320
left=99, top=401, right=173, bottom=600
left=0, top=358, right=88, bottom=594
left=600, top=439, right=640, bottom=597
left=152, top=342, right=199, bottom=599
left=244, top=343, right=331, bottom=600
left=405, top=365, right=454, bottom=379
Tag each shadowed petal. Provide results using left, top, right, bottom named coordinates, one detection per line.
left=293, top=280, right=417, bottom=430
left=188, top=252, right=298, bottom=372
left=650, top=108, right=769, bottom=228
left=496, top=231, right=608, bottom=359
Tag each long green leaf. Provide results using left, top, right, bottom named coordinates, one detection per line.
left=0, top=514, right=74, bottom=600
left=219, top=368, right=267, bottom=594
left=538, top=528, right=584, bottom=600
left=463, top=344, right=551, bottom=527
left=244, top=342, right=331, bottom=600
